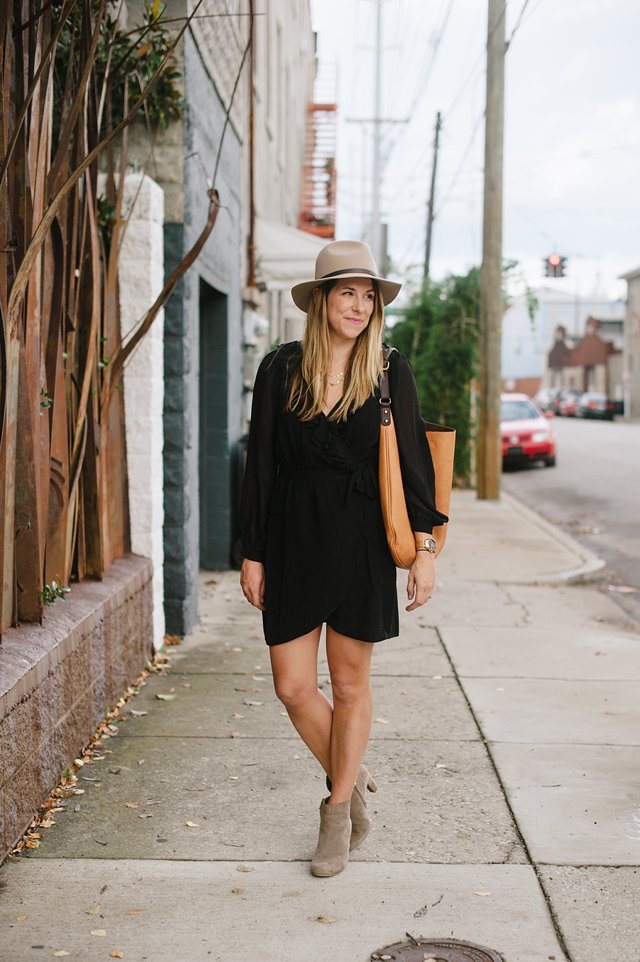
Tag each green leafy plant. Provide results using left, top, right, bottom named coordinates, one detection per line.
left=389, top=268, right=481, bottom=485
left=40, top=581, right=71, bottom=606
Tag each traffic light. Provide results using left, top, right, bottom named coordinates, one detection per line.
left=544, top=253, right=567, bottom=278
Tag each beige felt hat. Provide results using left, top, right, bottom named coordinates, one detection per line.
left=291, top=240, right=401, bottom=313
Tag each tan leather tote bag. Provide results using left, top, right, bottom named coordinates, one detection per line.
left=378, top=347, right=455, bottom=568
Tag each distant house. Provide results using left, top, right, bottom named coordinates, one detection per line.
left=546, top=316, right=624, bottom=399
left=501, top=288, right=625, bottom=395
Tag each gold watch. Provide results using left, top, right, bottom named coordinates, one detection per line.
left=415, top=537, right=437, bottom=554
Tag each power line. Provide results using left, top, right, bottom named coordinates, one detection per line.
left=506, top=0, right=532, bottom=48
left=385, top=0, right=456, bottom=164
left=407, top=0, right=456, bottom=120
left=435, top=108, right=485, bottom=216
left=443, top=0, right=507, bottom=119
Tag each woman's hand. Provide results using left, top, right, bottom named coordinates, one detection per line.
left=240, top=559, right=266, bottom=611
left=405, top=551, right=435, bottom=612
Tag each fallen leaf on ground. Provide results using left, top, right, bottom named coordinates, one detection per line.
left=232, top=712, right=244, bottom=719
left=155, top=693, right=177, bottom=701
left=252, top=676, right=265, bottom=681
left=229, top=776, right=239, bottom=780
left=315, top=914, right=336, bottom=923
left=137, top=813, right=153, bottom=819
left=52, top=952, right=71, bottom=957
left=15, top=915, right=28, bottom=921
left=127, top=909, right=142, bottom=916
left=473, top=891, right=491, bottom=897
left=85, top=904, right=101, bottom=915
left=90, top=928, right=107, bottom=936
left=110, top=952, right=124, bottom=959
left=25, top=840, right=40, bottom=849
left=129, top=709, right=148, bottom=717
left=232, top=647, right=243, bottom=652
left=243, top=699, right=263, bottom=707
left=236, top=864, right=255, bottom=873
left=231, top=887, right=243, bottom=894
left=185, top=821, right=200, bottom=828
left=374, top=717, right=390, bottom=725
left=230, top=731, right=245, bottom=738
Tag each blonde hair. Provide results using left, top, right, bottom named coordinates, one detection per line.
left=287, top=281, right=385, bottom=422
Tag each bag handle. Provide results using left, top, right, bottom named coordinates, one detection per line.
left=379, top=344, right=395, bottom=427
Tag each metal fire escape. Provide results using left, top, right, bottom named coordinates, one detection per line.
left=299, top=99, right=337, bottom=239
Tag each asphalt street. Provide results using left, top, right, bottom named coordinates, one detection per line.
left=502, top=415, right=640, bottom=623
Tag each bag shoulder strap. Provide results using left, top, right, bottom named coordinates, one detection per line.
left=380, top=344, right=396, bottom=426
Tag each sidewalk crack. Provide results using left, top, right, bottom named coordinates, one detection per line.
left=436, top=625, right=575, bottom=962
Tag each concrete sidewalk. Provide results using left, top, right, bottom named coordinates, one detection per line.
left=2, top=490, right=639, bottom=962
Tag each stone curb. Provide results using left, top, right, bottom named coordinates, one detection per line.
left=500, top=490, right=608, bottom=585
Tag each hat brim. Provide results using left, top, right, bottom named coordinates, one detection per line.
left=291, top=272, right=401, bottom=313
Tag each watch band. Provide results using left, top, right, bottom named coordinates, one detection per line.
left=415, top=537, right=437, bottom=554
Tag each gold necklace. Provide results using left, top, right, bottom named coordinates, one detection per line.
left=328, top=370, right=344, bottom=387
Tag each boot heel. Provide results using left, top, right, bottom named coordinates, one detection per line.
left=367, top=775, right=378, bottom=793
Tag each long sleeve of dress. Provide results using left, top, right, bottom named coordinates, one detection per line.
left=388, top=350, right=449, bottom=534
left=240, top=349, right=281, bottom=562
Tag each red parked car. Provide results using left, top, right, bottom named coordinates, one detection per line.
left=501, top=393, right=556, bottom=468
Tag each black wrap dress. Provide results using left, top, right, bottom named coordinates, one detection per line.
left=240, top=341, right=448, bottom=646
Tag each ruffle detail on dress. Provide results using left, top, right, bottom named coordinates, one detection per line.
left=307, top=416, right=355, bottom=473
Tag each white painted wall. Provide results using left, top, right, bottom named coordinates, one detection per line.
left=119, top=173, right=166, bottom=650
left=623, top=271, right=640, bottom=419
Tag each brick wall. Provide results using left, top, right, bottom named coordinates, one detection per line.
left=0, top=556, right=153, bottom=862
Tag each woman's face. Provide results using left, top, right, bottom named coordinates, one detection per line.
left=324, top=278, right=376, bottom=343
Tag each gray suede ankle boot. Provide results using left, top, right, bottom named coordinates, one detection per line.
left=349, top=765, right=378, bottom=851
left=310, top=799, right=352, bottom=877
left=325, top=765, right=378, bottom=851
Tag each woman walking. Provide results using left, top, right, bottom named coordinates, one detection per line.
left=239, top=240, right=447, bottom=877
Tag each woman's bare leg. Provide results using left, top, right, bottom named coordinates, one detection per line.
left=269, top=627, right=333, bottom=773
left=325, top=627, right=373, bottom=805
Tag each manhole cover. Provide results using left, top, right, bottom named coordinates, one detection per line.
left=371, top=937, right=504, bottom=962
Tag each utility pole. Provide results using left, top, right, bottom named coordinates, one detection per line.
left=370, top=0, right=383, bottom=267
left=477, top=0, right=505, bottom=501
left=423, top=111, right=442, bottom=282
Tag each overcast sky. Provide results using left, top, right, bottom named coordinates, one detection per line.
left=309, top=0, right=640, bottom=303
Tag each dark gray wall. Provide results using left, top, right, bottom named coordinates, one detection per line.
left=163, top=32, right=244, bottom=635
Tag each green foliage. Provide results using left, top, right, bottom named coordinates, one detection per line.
left=52, top=0, right=183, bottom=148
left=388, top=268, right=481, bottom=484
left=40, top=580, right=71, bottom=606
